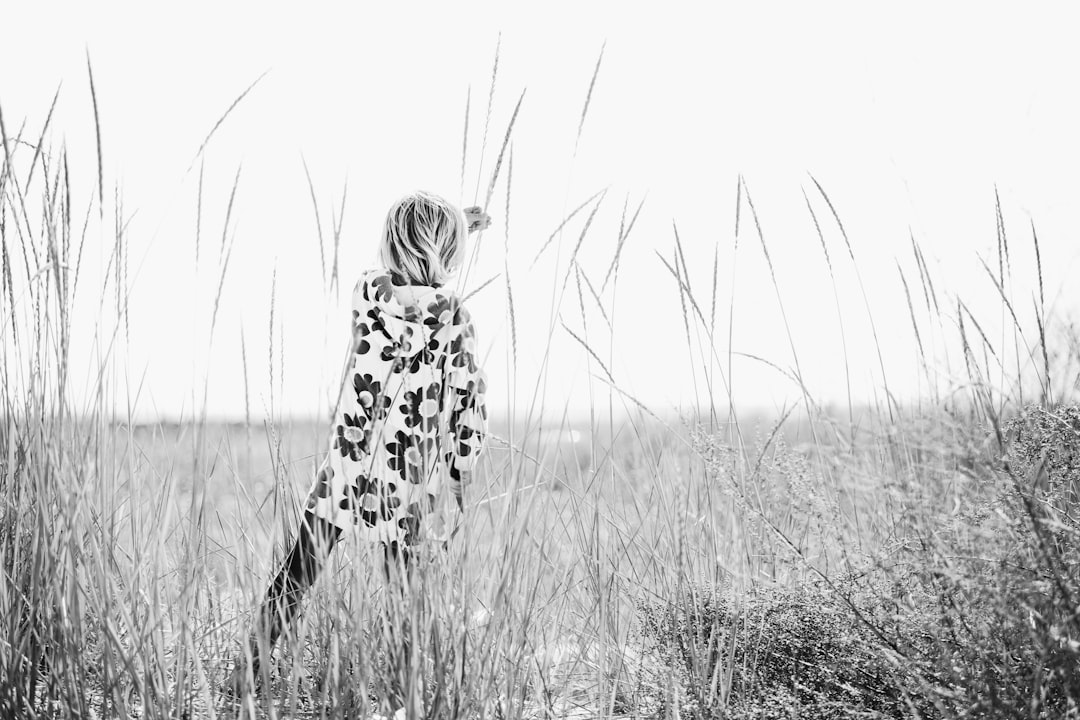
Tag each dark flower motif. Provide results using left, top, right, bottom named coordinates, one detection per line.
left=456, top=424, right=478, bottom=458
left=371, top=273, right=395, bottom=303
left=381, top=328, right=417, bottom=362
left=405, top=344, right=438, bottom=374
left=334, top=413, right=369, bottom=460
left=386, top=430, right=437, bottom=484
left=365, top=307, right=386, bottom=335
left=424, top=295, right=455, bottom=332
left=400, top=383, right=442, bottom=431
left=452, top=377, right=485, bottom=407
left=425, top=295, right=468, bottom=330
left=449, top=331, right=478, bottom=372
left=399, top=326, right=417, bottom=355
left=424, top=295, right=470, bottom=332
left=380, top=340, right=402, bottom=363
left=457, top=377, right=488, bottom=419
left=352, top=310, right=372, bottom=354
left=339, top=475, right=400, bottom=528
left=353, top=373, right=391, bottom=420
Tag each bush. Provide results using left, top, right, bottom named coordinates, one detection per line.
left=637, top=405, right=1080, bottom=719
left=637, top=582, right=914, bottom=719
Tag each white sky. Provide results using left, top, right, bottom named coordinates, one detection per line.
left=2, top=1, right=1078, bottom=423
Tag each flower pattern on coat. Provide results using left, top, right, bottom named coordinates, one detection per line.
left=424, top=296, right=469, bottom=333
left=352, top=310, right=372, bottom=355
left=353, top=373, right=391, bottom=419
left=340, top=475, right=401, bottom=528
left=400, top=383, right=442, bottom=431
left=334, top=412, right=369, bottom=461
left=448, top=330, right=478, bottom=372
left=303, top=269, right=489, bottom=546
left=386, top=430, right=438, bottom=484
left=371, top=274, right=395, bottom=303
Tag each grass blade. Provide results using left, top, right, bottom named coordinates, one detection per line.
left=574, top=41, right=606, bottom=157
left=187, top=69, right=269, bottom=173
left=86, top=51, right=104, bottom=219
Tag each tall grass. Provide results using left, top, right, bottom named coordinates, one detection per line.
left=2, top=57, right=1079, bottom=720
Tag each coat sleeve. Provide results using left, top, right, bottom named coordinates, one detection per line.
left=445, top=315, right=488, bottom=487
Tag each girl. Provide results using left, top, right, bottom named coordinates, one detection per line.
left=232, top=191, right=491, bottom=696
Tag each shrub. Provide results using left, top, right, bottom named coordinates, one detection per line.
left=637, top=405, right=1080, bottom=719
left=637, top=582, right=914, bottom=719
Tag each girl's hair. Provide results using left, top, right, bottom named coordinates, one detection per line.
left=379, top=191, right=467, bottom=286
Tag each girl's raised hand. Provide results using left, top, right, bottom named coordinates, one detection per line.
left=463, top=206, right=492, bottom=234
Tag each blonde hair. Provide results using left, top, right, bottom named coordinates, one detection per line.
left=379, top=191, right=467, bottom=286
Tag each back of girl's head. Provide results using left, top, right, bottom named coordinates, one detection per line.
left=380, top=191, right=467, bottom=286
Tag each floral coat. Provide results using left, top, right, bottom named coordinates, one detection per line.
left=304, top=269, right=488, bottom=545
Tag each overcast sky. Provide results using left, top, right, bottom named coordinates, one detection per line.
left=2, top=1, right=1078, bottom=424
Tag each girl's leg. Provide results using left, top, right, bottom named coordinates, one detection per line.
left=381, top=541, right=417, bottom=714
left=233, top=512, right=341, bottom=689
left=381, top=539, right=412, bottom=584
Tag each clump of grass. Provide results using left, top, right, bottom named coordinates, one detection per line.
left=637, top=582, right=913, bottom=719
left=634, top=402, right=1080, bottom=719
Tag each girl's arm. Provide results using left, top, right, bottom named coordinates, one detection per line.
left=330, top=275, right=376, bottom=424
left=446, top=318, right=488, bottom=507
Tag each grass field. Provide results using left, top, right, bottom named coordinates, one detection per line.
left=3, top=63, right=1080, bottom=719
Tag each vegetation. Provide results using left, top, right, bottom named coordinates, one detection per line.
left=2, top=50, right=1078, bottom=719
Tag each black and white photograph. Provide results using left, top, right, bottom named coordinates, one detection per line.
left=2, top=2, right=1079, bottom=717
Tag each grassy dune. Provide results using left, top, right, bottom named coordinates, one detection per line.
left=2, top=63, right=1080, bottom=719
